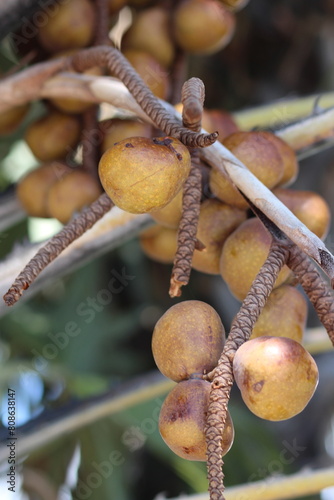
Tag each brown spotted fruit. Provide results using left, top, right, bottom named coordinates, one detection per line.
left=220, top=217, right=292, bottom=301
left=202, top=109, right=239, bottom=142
left=210, top=131, right=285, bottom=209
left=101, top=119, right=153, bottom=154
left=192, top=198, right=247, bottom=274
left=172, top=0, right=235, bottom=55
left=273, top=188, right=331, bottom=239
left=259, top=132, right=299, bottom=187
left=159, top=379, right=234, bottom=461
left=251, top=285, right=307, bottom=343
left=149, top=189, right=183, bottom=229
left=0, top=104, right=29, bottom=135
left=152, top=300, right=225, bottom=382
left=98, top=136, right=191, bottom=214
left=233, top=336, right=319, bottom=421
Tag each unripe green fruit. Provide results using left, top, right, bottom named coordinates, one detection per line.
left=98, top=136, right=191, bottom=214
left=173, top=0, right=235, bottom=55
left=159, top=379, right=234, bottom=461
left=233, top=336, right=319, bottom=421
left=152, top=300, right=225, bottom=382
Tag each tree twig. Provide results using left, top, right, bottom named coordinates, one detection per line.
left=205, top=239, right=290, bottom=500
left=3, top=193, right=114, bottom=306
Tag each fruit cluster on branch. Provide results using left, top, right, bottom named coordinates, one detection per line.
left=0, top=1, right=333, bottom=500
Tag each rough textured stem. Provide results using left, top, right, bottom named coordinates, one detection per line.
left=169, top=78, right=205, bottom=297
left=205, top=241, right=290, bottom=500
left=82, top=105, right=100, bottom=180
left=3, top=193, right=114, bottom=306
left=288, top=244, right=334, bottom=346
left=94, top=0, right=111, bottom=46
left=69, top=47, right=217, bottom=148
left=169, top=152, right=202, bottom=297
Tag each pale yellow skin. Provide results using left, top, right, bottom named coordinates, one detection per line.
left=139, top=225, right=177, bottom=264
left=210, top=131, right=285, bottom=209
left=251, top=285, right=308, bottom=343
left=17, top=162, right=70, bottom=218
left=123, top=49, right=170, bottom=100
left=192, top=198, right=247, bottom=275
left=220, top=218, right=292, bottom=301
left=101, top=119, right=153, bottom=154
left=25, top=111, right=81, bottom=162
left=150, top=190, right=183, bottom=229
left=122, top=7, right=175, bottom=68
left=233, top=336, right=319, bottom=421
left=38, top=0, right=96, bottom=53
left=173, top=0, right=235, bottom=54
left=273, top=188, right=331, bottom=239
left=98, top=136, right=191, bottom=214
left=47, top=170, right=102, bottom=224
left=0, top=104, right=29, bottom=135
left=159, top=379, right=234, bottom=461
left=152, top=300, right=225, bottom=382
left=259, top=132, right=299, bottom=187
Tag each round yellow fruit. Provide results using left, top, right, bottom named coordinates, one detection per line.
left=98, top=136, right=191, bottom=214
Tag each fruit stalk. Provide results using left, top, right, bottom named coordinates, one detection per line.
left=205, top=239, right=290, bottom=500
left=170, top=77, right=205, bottom=297
left=288, top=244, right=334, bottom=346
left=3, top=193, right=114, bottom=306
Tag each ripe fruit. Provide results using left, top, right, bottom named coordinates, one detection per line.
left=139, top=225, right=178, bottom=264
left=150, top=190, right=183, bottom=229
left=98, top=136, right=191, bottom=214
left=25, top=111, right=81, bottom=162
left=273, top=188, right=331, bottom=239
left=122, top=7, right=175, bottom=68
left=192, top=198, right=247, bottom=274
left=173, top=0, right=235, bottom=55
left=101, top=119, right=153, bottom=154
left=37, top=0, right=96, bottom=53
left=159, top=379, right=234, bottom=461
left=16, top=162, right=70, bottom=218
left=122, top=49, right=170, bottom=99
left=220, top=217, right=292, bottom=300
left=202, top=109, right=239, bottom=142
left=152, top=300, right=225, bottom=381
left=210, top=131, right=285, bottom=209
left=47, top=170, right=102, bottom=224
left=259, top=132, right=299, bottom=187
left=251, top=285, right=307, bottom=343
left=0, top=104, right=29, bottom=135
left=233, top=336, right=319, bottom=421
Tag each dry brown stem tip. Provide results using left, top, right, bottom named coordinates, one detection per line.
left=181, top=77, right=205, bottom=131
left=3, top=193, right=114, bottom=306
left=69, top=47, right=218, bottom=148
left=205, top=240, right=290, bottom=500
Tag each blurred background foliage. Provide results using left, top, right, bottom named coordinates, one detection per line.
left=0, top=0, right=334, bottom=499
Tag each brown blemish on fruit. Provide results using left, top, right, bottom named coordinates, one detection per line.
left=253, top=380, right=264, bottom=392
left=182, top=445, right=197, bottom=455
left=125, top=143, right=134, bottom=148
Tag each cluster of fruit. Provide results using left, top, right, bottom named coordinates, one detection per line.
left=152, top=300, right=234, bottom=461
left=6, top=0, right=249, bottom=225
